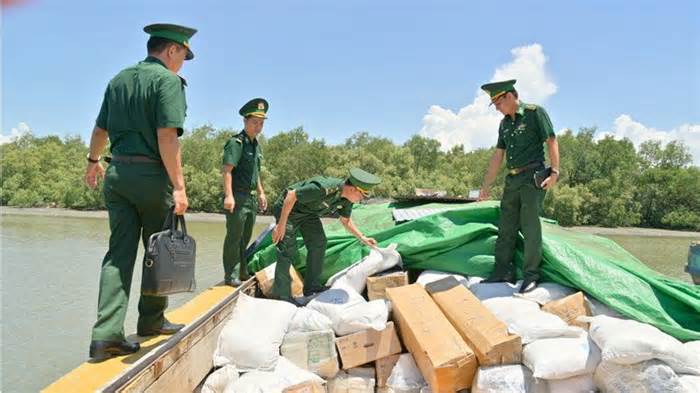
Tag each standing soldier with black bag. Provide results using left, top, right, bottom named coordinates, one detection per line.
left=478, top=79, right=560, bottom=294
left=83, top=23, right=196, bottom=360
left=221, top=98, right=268, bottom=287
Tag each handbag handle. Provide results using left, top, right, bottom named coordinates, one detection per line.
left=162, top=208, right=189, bottom=239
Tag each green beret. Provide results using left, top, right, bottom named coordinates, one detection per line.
left=239, top=98, right=269, bottom=118
left=481, top=79, right=516, bottom=103
left=348, top=168, right=381, bottom=194
left=144, top=23, right=197, bottom=60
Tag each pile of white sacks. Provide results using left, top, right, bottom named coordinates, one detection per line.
left=200, top=245, right=700, bottom=393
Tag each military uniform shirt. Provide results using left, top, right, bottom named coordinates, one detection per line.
left=96, top=56, right=187, bottom=160
left=496, top=102, right=555, bottom=169
left=288, top=177, right=353, bottom=219
left=222, top=131, right=262, bottom=192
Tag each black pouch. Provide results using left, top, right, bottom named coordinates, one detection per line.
left=534, top=167, right=552, bottom=189
left=142, top=209, right=196, bottom=296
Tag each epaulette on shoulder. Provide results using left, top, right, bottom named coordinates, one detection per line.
left=525, top=103, right=538, bottom=111
left=234, top=136, right=243, bottom=144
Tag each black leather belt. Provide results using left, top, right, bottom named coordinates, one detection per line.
left=233, top=189, right=257, bottom=195
left=507, top=161, right=543, bottom=176
left=106, top=155, right=161, bottom=164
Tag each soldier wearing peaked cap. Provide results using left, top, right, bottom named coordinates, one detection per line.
left=271, top=168, right=382, bottom=302
left=83, top=23, right=197, bottom=360
left=221, top=98, right=269, bottom=287
left=478, top=79, right=560, bottom=294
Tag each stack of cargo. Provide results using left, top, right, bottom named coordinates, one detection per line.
left=203, top=245, right=700, bottom=393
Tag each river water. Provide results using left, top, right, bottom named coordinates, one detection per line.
left=0, top=213, right=695, bottom=392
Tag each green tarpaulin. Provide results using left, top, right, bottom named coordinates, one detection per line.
left=248, top=201, right=700, bottom=341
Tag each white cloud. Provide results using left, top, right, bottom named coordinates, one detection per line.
left=420, top=43, right=557, bottom=151
left=598, top=115, right=700, bottom=165
left=0, top=122, right=31, bottom=144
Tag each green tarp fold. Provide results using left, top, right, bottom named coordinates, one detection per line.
left=248, top=201, right=700, bottom=341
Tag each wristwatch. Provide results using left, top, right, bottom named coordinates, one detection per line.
left=86, top=154, right=100, bottom=163
left=551, top=168, right=560, bottom=176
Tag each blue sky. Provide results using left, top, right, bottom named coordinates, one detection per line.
left=3, top=0, right=699, bottom=160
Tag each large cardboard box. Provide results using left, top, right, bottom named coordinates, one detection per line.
left=375, top=354, right=401, bottom=387
left=281, top=330, right=339, bottom=378
left=367, top=271, right=409, bottom=301
left=255, top=262, right=304, bottom=298
left=541, top=291, right=591, bottom=329
left=335, top=322, right=402, bottom=369
left=426, top=276, right=522, bottom=366
left=386, top=284, right=477, bottom=393
left=282, top=381, right=325, bottom=393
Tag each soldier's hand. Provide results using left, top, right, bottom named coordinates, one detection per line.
left=272, top=224, right=286, bottom=244
left=361, top=236, right=378, bottom=248
left=173, top=188, right=188, bottom=215
left=84, top=162, right=105, bottom=189
left=258, top=193, right=267, bottom=212
left=541, top=174, right=558, bottom=190
left=224, top=195, right=235, bottom=213
left=478, top=188, right=490, bottom=201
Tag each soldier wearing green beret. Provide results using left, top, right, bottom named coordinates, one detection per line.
left=221, top=98, right=269, bottom=287
left=478, top=79, right=560, bottom=293
left=270, top=168, right=381, bottom=301
left=83, top=23, right=196, bottom=359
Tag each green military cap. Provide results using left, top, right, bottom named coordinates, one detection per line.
left=144, top=23, right=197, bottom=60
left=481, top=79, right=517, bottom=104
left=348, top=168, right=381, bottom=195
left=239, top=98, right=269, bottom=118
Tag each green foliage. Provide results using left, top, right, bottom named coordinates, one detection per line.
left=543, top=184, right=595, bottom=226
left=661, top=209, right=700, bottom=231
left=1, top=126, right=697, bottom=230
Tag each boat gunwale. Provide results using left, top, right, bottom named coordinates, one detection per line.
left=100, top=279, right=257, bottom=392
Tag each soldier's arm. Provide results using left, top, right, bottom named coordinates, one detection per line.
left=84, top=126, right=108, bottom=189
left=158, top=127, right=188, bottom=214
left=222, top=164, right=235, bottom=212
left=542, top=137, right=560, bottom=189
left=480, top=148, right=505, bottom=199
left=256, top=176, right=267, bottom=211
left=222, top=164, right=234, bottom=197
left=546, top=137, right=560, bottom=173
left=339, top=216, right=377, bottom=247
left=272, top=190, right=297, bottom=243
left=256, top=176, right=265, bottom=195
left=87, top=126, right=108, bottom=160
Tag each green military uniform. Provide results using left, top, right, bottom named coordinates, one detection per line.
left=482, top=79, right=555, bottom=283
left=221, top=98, right=268, bottom=283
left=91, top=24, right=196, bottom=342
left=271, top=169, right=380, bottom=300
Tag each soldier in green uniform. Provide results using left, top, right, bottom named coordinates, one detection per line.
left=221, top=98, right=268, bottom=287
left=478, top=79, right=560, bottom=293
left=270, top=168, right=381, bottom=301
left=83, top=23, right=196, bottom=359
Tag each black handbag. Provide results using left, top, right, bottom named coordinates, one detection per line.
left=142, top=209, right=196, bottom=296
left=534, top=167, right=553, bottom=189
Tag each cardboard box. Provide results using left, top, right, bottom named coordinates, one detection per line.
left=426, top=276, right=522, bottom=366
left=255, top=262, right=304, bottom=298
left=335, top=322, right=402, bottom=369
left=282, top=381, right=325, bottom=393
left=367, top=271, right=409, bottom=301
left=386, top=284, right=477, bottom=393
left=541, top=291, right=591, bottom=329
left=375, top=354, right=401, bottom=387
left=281, top=330, right=339, bottom=378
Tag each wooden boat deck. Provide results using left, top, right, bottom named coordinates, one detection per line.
left=43, top=282, right=253, bottom=392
